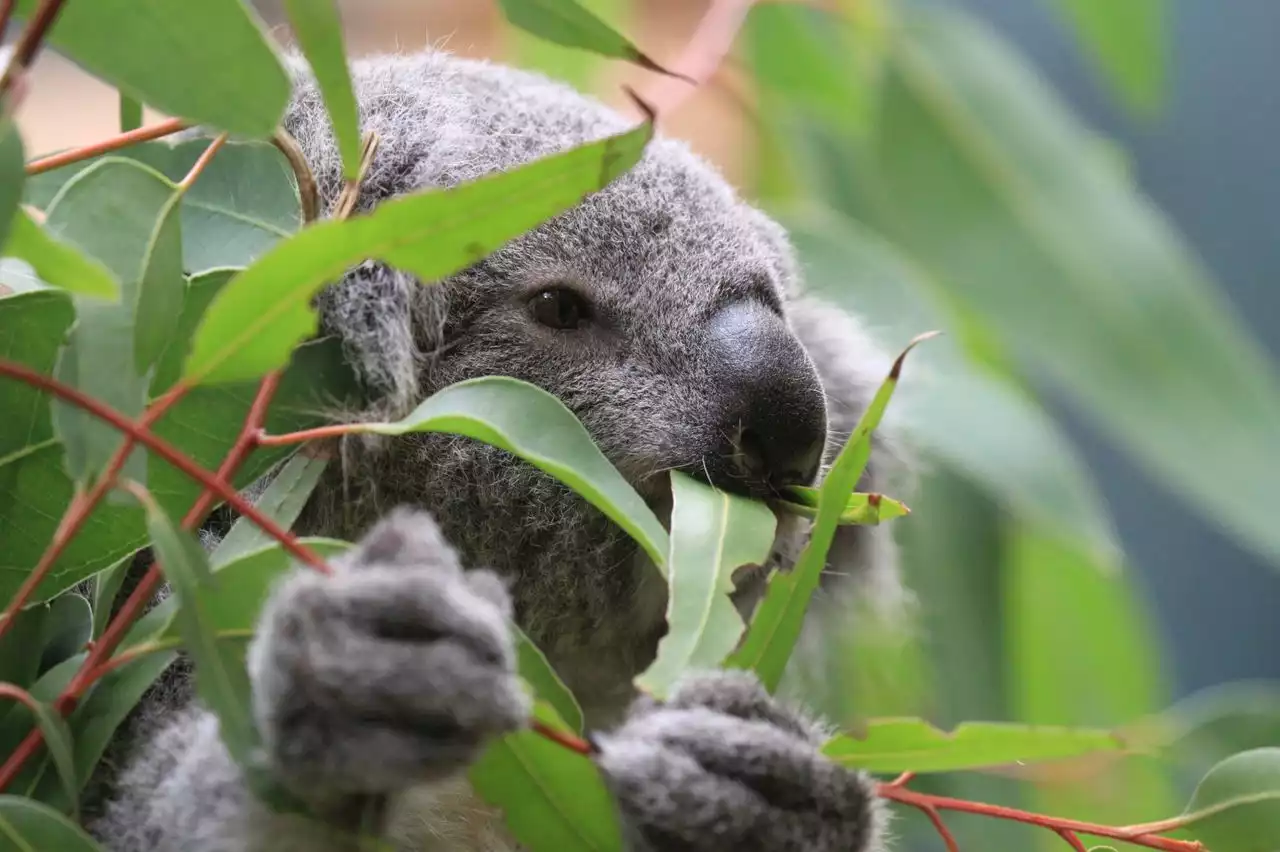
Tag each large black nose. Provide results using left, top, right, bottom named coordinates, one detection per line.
left=698, top=302, right=827, bottom=497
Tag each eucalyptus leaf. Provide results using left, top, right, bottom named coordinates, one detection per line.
left=1181, top=748, right=1280, bottom=852
left=636, top=472, right=775, bottom=699
left=335, top=376, right=668, bottom=569
left=282, top=0, right=362, bottom=180
left=778, top=489, right=909, bottom=525
left=1, top=210, right=118, bottom=299
left=37, top=593, right=92, bottom=676
left=726, top=335, right=930, bottom=691
left=0, top=795, right=106, bottom=851
left=13, top=0, right=288, bottom=137
left=211, top=452, right=330, bottom=568
left=183, top=118, right=652, bottom=385
left=497, top=0, right=669, bottom=76
left=1051, top=0, right=1166, bottom=114
left=0, top=603, right=48, bottom=689
left=13, top=696, right=78, bottom=817
left=821, top=718, right=1126, bottom=774
left=0, top=121, right=23, bottom=256
left=515, top=627, right=583, bottom=734
left=470, top=702, right=623, bottom=852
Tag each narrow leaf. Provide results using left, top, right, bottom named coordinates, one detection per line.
left=88, top=555, right=132, bottom=639
left=283, top=0, right=362, bottom=180
left=17, top=698, right=79, bottom=817
left=636, top=472, right=775, bottom=699
left=13, top=0, right=288, bottom=137
left=821, top=718, right=1126, bottom=774
left=1181, top=748, right=1280, bottom=852
left=497, top=0, right=670, bottom=76
left=140, top=494, right=256, bottom=762
left=2, top=209, right=119, bottom=299
left=0, top=795, right=106, bottom=850
left=1051, top=0, right=1166, bottom=115
left=211, top=452, right=329, bottom=568
left=183, top=118, right=652, bottom=385
left=37, top=593, right=91, bottom=676
left=726, top=334, right=933, bottom=691
left=0, top=121, right=24, bottom=255
left=779, top=488, right=909, bottom=525
left=340, top=376, right=667, bottom=568
left=515, top=627, right=584, bottom=734
left=470, top=701, right=623, bottom=852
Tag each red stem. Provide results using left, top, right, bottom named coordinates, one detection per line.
left=920, top=806, right=960, bottom=852
left=2, top=0, right=65, bottom=83
left=531, top=719, right=594, bottom=757
left=25, top=117, right=190, bottom=176
left=1057, top=828, right=1089, bottom=852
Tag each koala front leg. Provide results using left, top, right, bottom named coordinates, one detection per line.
left=594, top=671, right=886, bottom=852
left=93, top=509, right=529, bottom=852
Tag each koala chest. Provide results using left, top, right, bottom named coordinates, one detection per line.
left=384, top=778, right=517, bottom=852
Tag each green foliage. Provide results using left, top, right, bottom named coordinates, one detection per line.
left=0, top=1, right=1271, bottom=850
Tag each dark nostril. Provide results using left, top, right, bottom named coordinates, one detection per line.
left=733, top=422, right=824, bottom=493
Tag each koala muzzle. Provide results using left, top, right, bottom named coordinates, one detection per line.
left=700, top=302, right=828, bottom=498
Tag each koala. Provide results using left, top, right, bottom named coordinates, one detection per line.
left=87, top=49, right=907, bottom=852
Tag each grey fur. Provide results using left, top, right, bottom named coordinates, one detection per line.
left=90, top=49, right=902, bottom=852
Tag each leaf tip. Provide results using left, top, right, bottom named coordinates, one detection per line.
left=889, top=330, right=943, bottom=380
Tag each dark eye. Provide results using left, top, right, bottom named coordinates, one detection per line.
left=529, top=287, right=591, bottom=330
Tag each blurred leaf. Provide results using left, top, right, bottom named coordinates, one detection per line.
left=14, top=0, right=288, bottom=137
left=44, top=158, right=184, bottom=482
left=786, top=208, right=1120, bottom=563
left=184, top=118, right=652, bottom=385
left=507, top=0, right=623, bottom=89
left=1181, top=748, right=1280, bottom=852
left=13, top=696, right=78, bottom=817
left=1158, top=682, right=1280, bottom=777
left=497, top=0, right=667, bottom=75
left=88, top=555, right=132, bottom=639
left=0, top=795, right=105, bottom=850
left=863, top=6, right=1280, bottom=569
left=1005, top=526, right=1177, bottom=844
left=1, top=210, right=118, bottom=299
left=211, top=452, right=329, bottom=568
left=118, top=93, right=142, bottom=133
left=516, top=627, right=584, bottom=734
left=37, top=593, right=91, bottom=675
left=822, top=718, right=1125, bottom=774
left=777, top=489, right=909, bottom=525
left=282, top=0, right=361, bottom=180
left=637, top=472, right=775, bottom=699
left=727, top=336, right=928, bottom=691
left=1050, top=0, right=1166, bottom=115
left=0, top=121, right=23, bottom=256
left=338, top=376, right=669, bottom=569
left=141, top=493, right=255, bottom=762
left=26, top=140, right=303, bottom=275
left=0, top=290, right=73, bottom=457
left=470, top=701, right=623, bottom=852
left=0, top=605, right=47, bottom=689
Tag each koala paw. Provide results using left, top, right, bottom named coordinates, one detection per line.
left=248, top=508, right=530, bottom=796
left=593, top=671, right=883, bottom=852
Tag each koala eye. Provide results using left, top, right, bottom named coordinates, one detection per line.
left=529, top=287, right=591, bottom=330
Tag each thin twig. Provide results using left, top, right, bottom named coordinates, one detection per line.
left=177, top=133, right=228, bottom=191
left=271, top=127, right=320, bottom=224
left=530, top=720, right=593, bottom=756
left=0, top=0, right=16, bottom=45
left=920, top=806, right=960, bottom=852
left=25, top=117, right=190, bottom=176
left=0, top=360, right=325, bottom=572
left=0, top=0, right=66, bottom=90
left=1057, top=828, right=1089, bottom=852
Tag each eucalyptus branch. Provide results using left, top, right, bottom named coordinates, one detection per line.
left=25, top=117, right=190, bottom=176
left=0, top=0, right=66, bottom=91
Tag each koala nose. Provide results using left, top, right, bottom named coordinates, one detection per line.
left=699, top=302, right=827, bottom=497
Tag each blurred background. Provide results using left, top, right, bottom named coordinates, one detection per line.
left=15, top=1, right=1279, bottom=847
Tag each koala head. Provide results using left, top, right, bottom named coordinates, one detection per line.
left=286, top=52, right=875, bottom=718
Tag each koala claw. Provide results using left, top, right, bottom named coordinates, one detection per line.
left=593, top=671, right=882, bottom=852
left=248, top=508, right=530, bottom=797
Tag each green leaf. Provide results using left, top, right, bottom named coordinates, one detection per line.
left=726, top=335, right=930, bottom=691
left=15, top=696, right=78, bottom=817
left=821, top=718, right=1126, bottom=774
left=44, top=158, right=184, bottom=481
left=338, top=376, right=668, bottom=569
left=282, top=0, right=361, bottom=180
left=1158, top=682, right=1280, bottom=777
left=211, top=452, right=329, bottom=568
left=26, top=140, right=303, bottom=275
left=0, top=289, right=74, bottom=459
left=785, top=208, right=1120, bottom=563
left=470, top=702, right=623, bottom=852
left=636, top=472, right=776, bottom=699
left=778, top=489, right=910, bottom=525
left=118, top=92, right=142, bottom=133
left=184, top=117, right=653, bottom=385
left=138, top=492, right=255, bottom=762
left=0, top=121, right=25, bottom=256
left=88, top=555, right=132, bottom=639
left=865, top=6, right=1280, bottom=570
left=506, top=0, right=624, bottom=89
left=38, top=593, right=91, bottom=675
left=1181, top=748, right=1280, bottom=852
left=515, top=627, right=584, bottom=734
left=13, top=0, right=288, bottom=137
left=1, top=209, right=119, bottom=299
left=0, top=604, right=48, bottom=689
left=1050, top=0, right=1166, bottom=115
left=497, top=0, right=668, bottom=75
left=0, top=795, right=106, bottom=851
